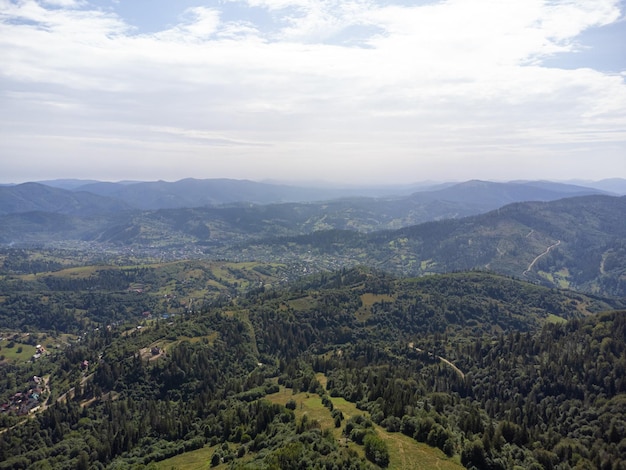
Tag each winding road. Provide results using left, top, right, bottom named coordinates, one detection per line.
left=409, top=343, right=465, bottom=380
left=523, top=240, right=561, bottom=277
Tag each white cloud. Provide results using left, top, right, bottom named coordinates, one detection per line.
left=0, top=0, right=624, bottom=183
left=41, top=0, right=83, bottom=7
left=153, top=7, right=221, bottom=42
left=147, top=125, right=270, bottom=147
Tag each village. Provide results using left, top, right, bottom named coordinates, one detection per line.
left=0, top=375, right=47, bottom=416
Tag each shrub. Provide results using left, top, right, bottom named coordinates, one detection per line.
left=364, top=433, right=390, bottom=467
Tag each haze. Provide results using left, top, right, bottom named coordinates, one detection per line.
left=1, top=0, right=625, bottom=184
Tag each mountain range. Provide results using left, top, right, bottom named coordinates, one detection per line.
left=1, top=178, right=625, bottom=296
left=1, top=177, right=626, bottom=469
left=0, top=179, right=611, bottom=246
left=236, top=194, right=626, bottom=296
left=0, top=178, right=619, bottom=215
left=1, top=260, right=625, bottom=469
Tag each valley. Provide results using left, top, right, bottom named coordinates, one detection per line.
left=0, top=178, right=625, bottom=469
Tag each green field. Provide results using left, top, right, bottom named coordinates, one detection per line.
left=0, top=339, right=37, bottom=363
left=154, top=444, right=220, bottom=470
left=157, top=374, right=462, bottom=470
left=266, top=385, right=463, bottom=470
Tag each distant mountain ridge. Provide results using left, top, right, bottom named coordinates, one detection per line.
left=70, top=178, right=615, bottom=210
left=0, top=183, right=131, bottom=216
left=0, top=190, right=624, bottom=295
left=0, top=178, right=608, bottom=216
left=1, top=178, right=624, bottom=296
left=72, top=178, right=446, bottom=208
left=405, top=179, right=605, bottom=213
left=566, top=178, right=626, bottom=195
left=238, top=194, right=626, bottom=296
left=0, top=180, right=609, bottom=247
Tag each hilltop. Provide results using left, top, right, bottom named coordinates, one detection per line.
left=0, top=264, right=624, bottom=469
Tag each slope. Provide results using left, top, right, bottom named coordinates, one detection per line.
left=235, top=195, right=626, bottom=296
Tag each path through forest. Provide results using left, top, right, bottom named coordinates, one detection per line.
left=523, top=240, right=561, bottom=276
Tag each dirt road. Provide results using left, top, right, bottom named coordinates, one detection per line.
left=523, top=240, right=561, bottom=276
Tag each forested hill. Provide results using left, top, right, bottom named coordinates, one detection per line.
left=237, top=195, right=626, bottom=296
left=0, top=265, right=625, bottom=469
left=0, top=183, right=131, bottom=216
left=1, top=193, right=624, bottom=297
left=5, top=178, right=604, bottom=212
left=0, top=179, right=607, bottom=242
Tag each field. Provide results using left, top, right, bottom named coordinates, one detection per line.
left=0, top=339, right=37, bottom=363
left=157, top=373, right=463, bottom=470
left=154, top=444, right=220, bottom=470
left=356, top=293, right=395, bottom=322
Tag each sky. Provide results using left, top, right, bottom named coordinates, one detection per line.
left=1, top=0, right=625, bottom=185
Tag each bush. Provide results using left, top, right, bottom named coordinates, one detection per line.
left=364, top=433, right=390, bottom=467
left=349, top=427, right=368, bottom=445
left=321, top=395, right=333, bottom=410
left=381, top=416, right=401, bottom=432
left=461, top=439, right=486, bottom=469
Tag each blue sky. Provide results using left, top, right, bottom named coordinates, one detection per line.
left=1, top=0, right=625, bottom=184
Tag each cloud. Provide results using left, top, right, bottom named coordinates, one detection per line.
left=153, top=7, right=221, bottom=42
left=41, top=0, right=84, bottom=7
left=147, top=125, right=271, bottom=147
left=0, top=0, right=624, bottom=183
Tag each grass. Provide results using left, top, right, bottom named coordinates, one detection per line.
left=154, top=444, right=216, bottom=469
left=20, top=265, right=110, bottom=280
left=266, top=387, right=336, bottom=429
left=546, top=313, right=568, bottom=324
left=266, top=374, right=463, bottom=470
left=0, top=340, right=37, bottom=363
left=420, top=259, right=436, bottom=271
left=288, top=296, right=315, bottom=311
left=357, top=293, right=395, bottom=322
left=152, top=374, right=463, bottom=470
left=554, top=268, right=571, bottom=289
left=328, top=397, right=462, bottom=470
left=142, top=332, right=219, bottom=357
left=155, top=443, right=251, bottom=470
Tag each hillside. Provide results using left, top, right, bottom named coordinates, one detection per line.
left=0, top=183, right=130, bottom=216
left=71, top=178, right=606, bottom=210
left=0, top=188, right=623, bottom=297
left=234, top=195, right=626, bottom=296
left=0, top=178, right=604, bottom=222
left=0, top=265, right=624, bottom=469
